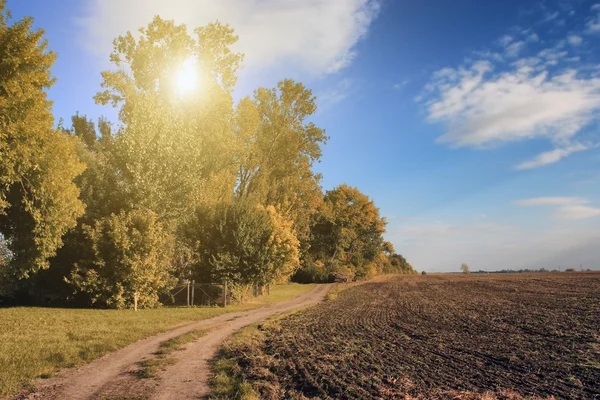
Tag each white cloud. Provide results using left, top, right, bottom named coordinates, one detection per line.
left=514, top=197, right=587, bottom=206
left=515, top=197, right=600, bottom=220
left=317, top=79, right=354, bottom=110
left=527, top=33, right=540, bottom=43
left=592, top=4, right=600, bottom=11
left=515, top=143, right=589, bottom=170
left=425, top=64, right=600, bottom=149
left=567, top=35, right=583, bottom=46
left=420, top=29, right=600, bottom=169
left=541, top=11, right=560, bottom=23
left=393, top=79, right=410, bottom=90
left=586, top=11, right=600, bottom=33
left=553, top=205, right=600, bottom=219
left=74, top=0, right=380, bottom=75
left=498, top=35, right=514, bottom=47
left=505, top=40, right=526, bottom=57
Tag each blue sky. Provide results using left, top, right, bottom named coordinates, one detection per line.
left=8, top=0, right=600, bottom=272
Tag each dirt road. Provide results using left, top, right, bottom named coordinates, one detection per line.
left=18, top=284, right=331, bottom=400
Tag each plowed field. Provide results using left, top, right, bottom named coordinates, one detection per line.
left=222, top=273, right=600, bottom=399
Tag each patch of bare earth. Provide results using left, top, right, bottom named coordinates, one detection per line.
left=221, top=273, right=600, bottom=399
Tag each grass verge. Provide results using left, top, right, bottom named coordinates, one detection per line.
left=136, top=326, right=214, bottom=378
left=0, top=283, right=315, bottom=397
left=209, top=310, right=306, bottom=400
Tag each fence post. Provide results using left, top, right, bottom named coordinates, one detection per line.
left=267, top=284, right=270, bottom=296
left=186, top=280, right=190, bottom=307
left=223, top=280, right=227, bottom=307
left=191, top=280, right=195, bottom=307
left=134, top=292, right=138, bottom=312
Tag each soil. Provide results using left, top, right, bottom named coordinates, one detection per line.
left=14, top=284, right=331, bottom=400
left=224, top=273, right=600, bottom=399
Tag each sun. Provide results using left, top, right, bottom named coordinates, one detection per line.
left=175, top=57, right=199, bottom=97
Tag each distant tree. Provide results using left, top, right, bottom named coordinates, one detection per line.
left=565, top=268, right=575, bottom=272
left=461, top=263, right=470, bottom=274
left=0, top=3, right=85, bottom=278
left=421, top=271, right=427, bottom=275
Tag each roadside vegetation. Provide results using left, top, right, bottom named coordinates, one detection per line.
left=0, top=283, right=313, bottom=396
left=210, top=273, right=600, bottom=399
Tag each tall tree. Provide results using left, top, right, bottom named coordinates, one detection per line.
left=234, top=80, right=327, bottom=246
left=95, top=16, right=243, bottom=222
left=0, top=2, right=85, bottom=278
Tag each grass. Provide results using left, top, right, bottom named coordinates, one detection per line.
left=136, top=326, right=214, bottom=378
left=154, top=325, right=215, bottom=357
left=0, top=283, right=315, bottom=397
left=210, top=324, right=270, bottom=400
left=210, top=309, right=306, bottom=400
left=136, top=357, right=178, bottom=379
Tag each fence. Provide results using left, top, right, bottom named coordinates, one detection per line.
left=160, top=281, right=270, bottom=307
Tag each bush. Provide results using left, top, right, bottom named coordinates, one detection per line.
left=181, top=201, right=300, bottom=288
left=69, top=209, right=176, bottom=309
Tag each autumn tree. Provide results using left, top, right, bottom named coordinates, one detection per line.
left=461, top=263, right=470, bottom=274
left=0, top=2, right=85, bottom=278
left=95, top=16, right=243, bottom=222
left=300, top=184, right=387, bottom=281
left=234, top=80, right=327, bottom=249
left=69, top=209, right=176, bottom=309
left=180, top=200, right=300, bottom=297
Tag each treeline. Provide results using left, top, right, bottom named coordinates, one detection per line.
left=0, top=5, right=414, bottom=308
left=473, top=268, right=590, bottom=274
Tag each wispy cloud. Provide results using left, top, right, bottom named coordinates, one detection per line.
left=497, top=35, right=514, bottom=47
left=393, top=79, right=410, bottom=90
left=553, top=205, right=600, bottom=219
left=527, top=32, right=540, bottom=42
left=75, top=0, right=380, bottom=76
left=586, top=5, right=600, bottom=33
left=567, top=35, right=583, bottom=46
left=541, top=11, right=560, bottom=23
left=515, top=197, right=600, bottom=219
left=317, top=79, right=354, bottom=111
left=515, top=143, right=589, bottom=170
left=505, top=40, right=526, bottom=57
left=419, top=23, right=600, bottom=169
left=514, top=197, right=587, bottom=206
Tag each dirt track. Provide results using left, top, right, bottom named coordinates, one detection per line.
left=17, top=284, right=331, bottom=400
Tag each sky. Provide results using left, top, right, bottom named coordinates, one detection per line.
left=7, top=0, right=600, bottom=272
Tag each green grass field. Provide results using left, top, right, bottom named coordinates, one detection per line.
left=0, top=283, right=315, bottom=397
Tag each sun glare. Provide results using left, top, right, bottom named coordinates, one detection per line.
left=175, top=57, right=199, bottom=97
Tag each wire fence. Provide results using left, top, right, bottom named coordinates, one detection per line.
left=159, top=281, right=270, bottom=307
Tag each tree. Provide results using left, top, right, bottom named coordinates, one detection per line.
left=95, top=16, right=243, bottom=223
left=234, top=80, right=327, bottom=249
left=69, top=209, right=176, bottom=309
left=0, top=2, right=85, bottom=278
left=461, top=263, right=470, bottom=274
left=301, top=184, right=387, bottom=281
left=181, top=200, right=300, bottom=292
